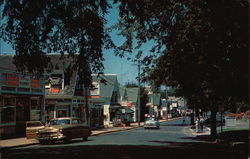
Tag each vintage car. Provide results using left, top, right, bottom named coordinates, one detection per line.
left=37, top=117, right=91, bottom=144
left=144, top=117, right=160, bottom=129
left=26, top=121, right=45, bottom=139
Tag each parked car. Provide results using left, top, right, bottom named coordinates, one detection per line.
left=37, top=117, right=91, bottom=144
left=144, top=117, right=160, bottom=129
left=26, top=121, right=45, bottom=139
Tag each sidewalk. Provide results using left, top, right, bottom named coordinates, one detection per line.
left=0, top=124, right=141, bottom=150
left=0, top=118, right=180, bottom=150
left=189, top=126, right=211, bottom=136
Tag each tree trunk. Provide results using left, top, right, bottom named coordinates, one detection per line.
left=210, top=103, right=217, bottom=139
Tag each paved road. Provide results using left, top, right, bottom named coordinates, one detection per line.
left=1, top=118, right=247, bottom=159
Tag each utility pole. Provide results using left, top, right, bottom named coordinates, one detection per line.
left=138, top=60, right=141, bottom=126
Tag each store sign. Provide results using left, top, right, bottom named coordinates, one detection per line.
left=225, top=117, right=236, bottom=127
left=90, top=82, right=100, bottom=96
left=162, top=107, right=167, bottom=111
left=30, top=78, right=40, bottom=88
left=172, top=103, right=177, bottom=107
left=50, top=88, right=60, bottom=94
left=7, top=73, right=19, bottom=86
left=19, top=76, right=30, bottom=88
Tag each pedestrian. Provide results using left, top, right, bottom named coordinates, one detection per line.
left=199, top=117, right=205, bottom=132
left=195, top=118, right=200, bottom=133
left=182, top=116, right=186, bottom=125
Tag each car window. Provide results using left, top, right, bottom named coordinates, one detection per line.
left=27, top=122, right=43, bottom=127
left=72, top=119, right=81, bottom=124
left=49, top=119, right=70, bottom=126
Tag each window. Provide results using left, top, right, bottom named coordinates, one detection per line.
left=72, top=119, right=81, bottom=124
left=49, top=119, right=70, bottom=126
left=31, top=98, right=41, bottom=110
left=1, top=97, right=16, bottom=123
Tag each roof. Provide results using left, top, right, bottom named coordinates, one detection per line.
left=119, top=86, right=127, bottom=100
left=0, top=54, right=78, bottom=97
left=148, top=93, right=161, bottom=106
left=91, top=74, right=119, bottom=103
left=126, top=87, right=139, bottom=105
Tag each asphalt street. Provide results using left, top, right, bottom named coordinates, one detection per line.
left=1, top=118, right=248, bottom=159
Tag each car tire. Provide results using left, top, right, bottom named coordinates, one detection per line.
left=63, top=136, right=71, bottom=143
left=82, top=136, right=88, bottom=141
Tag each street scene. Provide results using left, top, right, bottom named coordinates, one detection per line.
left=0, top=0, right=249, bottom=159
left=1, top=118, right=248, bottom=159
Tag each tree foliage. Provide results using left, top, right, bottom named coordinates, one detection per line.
left=114, top=0, right=249, bottom=138
left=0, top=0, right=115, bottom=86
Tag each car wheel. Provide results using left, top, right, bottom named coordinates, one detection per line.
left=63, top=137, right=71, bottom=143
left=82, top=136, right=88, bottom=141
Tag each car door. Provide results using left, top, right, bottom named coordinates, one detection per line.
left=71, top=119, right=84, bottom=138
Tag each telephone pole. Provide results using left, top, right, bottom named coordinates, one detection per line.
left=138, top=60, right=141, bottom=126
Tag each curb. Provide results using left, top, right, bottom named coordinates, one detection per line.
left=91, top=126, right=140, bottom=136
left=0, top=142, right=38, bottom=151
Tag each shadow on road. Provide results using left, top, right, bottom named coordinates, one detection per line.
left=2, top=144, right=248, bottom=159
left=160, top=124, right=190, bottom=127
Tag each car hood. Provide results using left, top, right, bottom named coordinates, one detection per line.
left=39, top=125, right=71, bottom=133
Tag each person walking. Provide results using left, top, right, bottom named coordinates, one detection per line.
left=195, top=118, right=200, bottom=133
left=182, top=115, right=186, bottom=125
left=199, top=117, right=205, bottom=132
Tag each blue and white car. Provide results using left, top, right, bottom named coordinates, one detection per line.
left=144, top=117, right=160, bottom=129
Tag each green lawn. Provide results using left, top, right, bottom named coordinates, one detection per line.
left=217, top=127, right=249, bottom=134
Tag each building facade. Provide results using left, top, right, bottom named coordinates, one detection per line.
left=0, top=69, right=45, bottom=137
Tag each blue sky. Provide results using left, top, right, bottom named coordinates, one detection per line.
left=0, top=4, right=151, bottom=85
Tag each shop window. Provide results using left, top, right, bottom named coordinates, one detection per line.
left=72, top=119, right=82, bottom=124
left=1, top=97, right=16, bottom=123
left=31, top=99, right=41, bottom=110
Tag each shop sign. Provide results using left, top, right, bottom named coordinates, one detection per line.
left=19, top=76, right=30, bottom=88
left=122, top=109, right=125, bottom=114
left=162, top=107, right=167, bottom=111
left=50, top=88, right=60, bottom=94
left=90, top=82, right=100, bottom=96
left=30, top=78, right=40, bottom=88
left=7, top=73, right=19, bottom=86
left=172, top=103, right=177, bottom=107
left=225, top=117, right=236, bottom=127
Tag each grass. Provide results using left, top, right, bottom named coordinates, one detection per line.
left=217, top=127, right=249, bottom=134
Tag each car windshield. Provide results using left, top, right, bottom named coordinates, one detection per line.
left=27, top=122, right=43, bottom=127
left=49, top=119, right=70, bottom=126
left=146, top=117, right=156, bottom=121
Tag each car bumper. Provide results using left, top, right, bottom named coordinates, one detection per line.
left=37, top=135, right=66, bottom=141
left=144, top=125, right=159, bottom=128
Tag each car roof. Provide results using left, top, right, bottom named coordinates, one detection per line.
left=26, top=121, right=42, bottom=123
left=50, top=117, right=80, bottom=120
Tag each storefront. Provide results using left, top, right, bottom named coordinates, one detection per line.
left=0, top=70, right=44, bottom=137
left=45, top=97, right=86, bottom=124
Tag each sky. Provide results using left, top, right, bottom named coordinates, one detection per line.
left=0, top=4, right=152, bottom=85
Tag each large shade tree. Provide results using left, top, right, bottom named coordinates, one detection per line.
left=114, top=0, right=249, bottom=138
left=0, top=0, right=115, bottom=86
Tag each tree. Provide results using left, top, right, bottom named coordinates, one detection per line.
left=0, top=0, right=116, bottom=126
left=114, top=0, right=249, bottom=138
left=0, top=0, right=115, bottom=86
